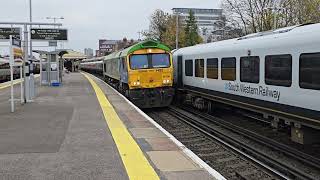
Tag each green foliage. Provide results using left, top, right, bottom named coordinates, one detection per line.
left=142, top=9, right=170, bottom=42
left=143, top=9, right=203, bottom=49
left=184, top=10, right=203, bottom=46
left=162, top=15, right=186, bottom=49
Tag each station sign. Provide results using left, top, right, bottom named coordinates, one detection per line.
left=99, top=39, right=116, bottom=53
left=11, top=37, right=21, bottom=47
left=31, top=28, right=68, bottom=41
left=0, top=27, right=21, bottom=40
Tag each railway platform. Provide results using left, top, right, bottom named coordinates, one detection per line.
left=0, top=72, right=221, bottom=180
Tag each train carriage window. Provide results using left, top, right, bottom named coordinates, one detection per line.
left=265, top=54, right=292, bottom=87
left=195, top=59, right=204, bottom=78
left=240, top=56, right=260, bottom=83
left=207, top=58, right=218, bottom=79
left=185, top=60, right=193, bottom=76
left=221, top=57, right=236, bottom=81
left=299, top=53, right=320, bottom=90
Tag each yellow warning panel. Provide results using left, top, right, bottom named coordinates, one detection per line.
left=0, top=75, right=40, bottom=90
left=82, top=72, right=160, bottom=180
left=13, top=48, right=23, bottom=57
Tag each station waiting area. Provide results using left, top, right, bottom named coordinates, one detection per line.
left=0, top=72, right=215, bottom=180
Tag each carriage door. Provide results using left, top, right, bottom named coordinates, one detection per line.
left=177, top=55, right=183, bottom=88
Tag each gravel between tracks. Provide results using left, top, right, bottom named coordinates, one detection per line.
left=147, top=108, right=279, bottom=180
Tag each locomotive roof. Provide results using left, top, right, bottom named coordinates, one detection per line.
left=174, top=23, right=320, bottom=56
left=104, top=40, right=170, bottom=61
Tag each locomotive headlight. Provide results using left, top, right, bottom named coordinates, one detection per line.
left=132, top=81, right=141, bottom=86
left=163, top=79, right=170, bottom=84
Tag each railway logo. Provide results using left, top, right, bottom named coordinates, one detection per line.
left=225, top=82, right=281, bottom=101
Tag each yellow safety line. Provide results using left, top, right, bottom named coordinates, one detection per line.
left=0, top=79, right=22, bottom=90
left=0, top=75, right=40, bottom=90
left=82, top=72, right=159, bottom=180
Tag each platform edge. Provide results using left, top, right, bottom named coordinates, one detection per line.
left=90, top=73, right=227, bottom=180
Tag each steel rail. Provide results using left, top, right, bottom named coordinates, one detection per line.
left=168, top=106, right=315, bottom=180
left=182, top=106, right=320, bottom=170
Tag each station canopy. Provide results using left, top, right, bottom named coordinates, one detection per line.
left=34, top=50, right=86, bottom=61
left=62, top=50, right=86, bottom=60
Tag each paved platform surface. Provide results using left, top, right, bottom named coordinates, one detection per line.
left=0, top=73, right=215, bottom=180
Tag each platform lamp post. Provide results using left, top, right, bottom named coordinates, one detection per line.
left=29, top=0, right=36, bottom=101
left=174, top=12, right=183, bottom=50
left=213, top=20, right=226, bottom=40
left=29, top=0, right=32, bottom=56
left=137, top=31, right=143, bottom=41
left=46, top=17, right=64, bottom=49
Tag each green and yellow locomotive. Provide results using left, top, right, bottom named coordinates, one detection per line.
left=102, top=40, right=174, bottom=108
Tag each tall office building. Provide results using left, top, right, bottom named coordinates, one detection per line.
left=84, top=48, right=94, bottom=58
left=172, top=8, right=225, bottom=42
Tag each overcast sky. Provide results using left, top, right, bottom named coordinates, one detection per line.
left=0, top=0, right=221, bottom=54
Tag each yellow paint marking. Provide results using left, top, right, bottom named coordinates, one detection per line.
left=0, top=75, right=40, bottom=90
left=82, top=72, right=160, bottom=180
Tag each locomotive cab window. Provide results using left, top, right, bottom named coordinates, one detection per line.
left=265, top=54, right=292, bottom=87
left=130, top=55, right=148, bottom=69
left=207, top=58, right=218, bottom=79
left=151, top=54, right=170, bottom=68
left=195, top=59, right=204, bottom=78
left=129, top=53, right=170, bottom=70
left=221, top=57, right=236, bottom=81
left=185, top=60, right=193, bottom=76
left=240, top=56, right=260, bottom=83
left=300, top=53, right=320, bottom=90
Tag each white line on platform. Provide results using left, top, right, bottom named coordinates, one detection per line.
left=91, top=74, right=226, bottom=180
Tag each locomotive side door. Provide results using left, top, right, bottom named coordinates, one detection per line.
left=177, top=55, right=183, bottom=88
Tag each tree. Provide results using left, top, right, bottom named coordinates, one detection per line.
left=142, top=9, right=170, bottom=42
left=143, top=9, right=204, bottom=49
left=184, top=10, right=203, bottom=46
left=222, top=0, right=320, bottom=36
left=162, top=15, right=186, bottom=49
left=116, top=37, right=137, bottom=50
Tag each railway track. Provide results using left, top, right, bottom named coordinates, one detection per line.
left=92, top=72, right=319, bottom=179
left=146, top=106, right=320, bottom=180
left=181, top=106, right=320, bottom=172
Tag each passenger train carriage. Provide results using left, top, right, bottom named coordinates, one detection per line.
left=173, top=23, right=320, bottom=144
left=0, top=58, right=19, bottom=82
left=81, top=40, right=174, bottom=108
left=0, top=58, right=40, bottom=82
left=80, top=57, right=104, bottom=74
